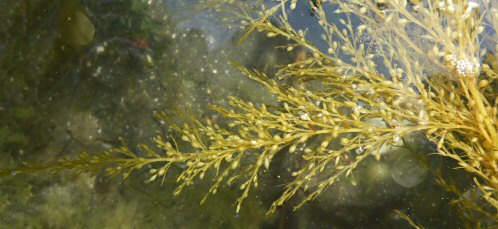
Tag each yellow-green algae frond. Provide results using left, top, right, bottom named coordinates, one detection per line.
left=2, top=0, right=498, bottom=226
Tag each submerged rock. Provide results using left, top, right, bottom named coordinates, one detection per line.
left=58, top=0, right=95, bottom=46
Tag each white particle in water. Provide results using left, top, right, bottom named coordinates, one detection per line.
left=146, top=55, right=153, bottom=64
left=355, top=146, right=364, bottom=154
left=93, top=66, right=102, bottom=77
left=207, top=35, right=215, bottom=45
left=299, top=112, right=310, bottom=121
left=96, top=46, right=105, bottom=54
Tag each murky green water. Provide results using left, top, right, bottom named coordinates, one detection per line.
left=0, top=1, right=486, bottom=228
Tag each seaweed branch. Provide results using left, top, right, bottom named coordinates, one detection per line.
left=2, top=0, right=498, bottom=226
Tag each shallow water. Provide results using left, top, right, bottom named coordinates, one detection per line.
left=0, top=1, right=485, bottom=228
